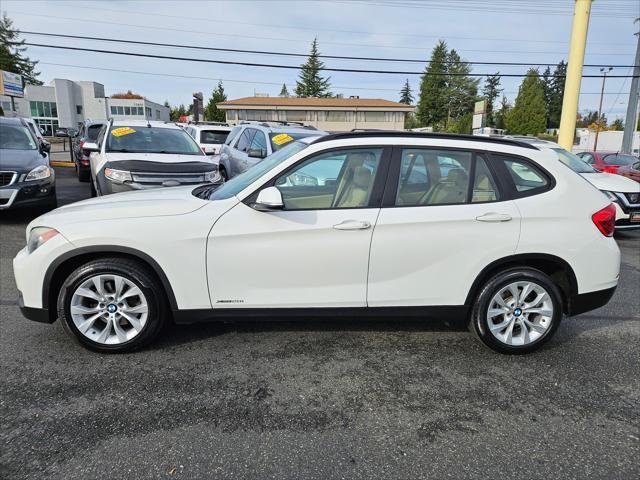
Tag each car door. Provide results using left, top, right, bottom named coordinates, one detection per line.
left=231, top=128, right=255, bottom=176
left=207, top=146, right=391, bottom=308
left=367, top=147, right=521, bottom=307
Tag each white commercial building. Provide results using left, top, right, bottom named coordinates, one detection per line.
left=0, top=78, right=169, bottom=136
left=217, top=97, right=414, bottom=131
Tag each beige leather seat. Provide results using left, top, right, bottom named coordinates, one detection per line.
left=334, top=166, right=372, bottom=208
left=423, top=169, right=468, bottom=205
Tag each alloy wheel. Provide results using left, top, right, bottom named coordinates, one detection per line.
left=487, top=281, right=554, bottom=346
left=69, top=274, right=149, bottom=345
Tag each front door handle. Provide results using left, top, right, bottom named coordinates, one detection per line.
left=333, top=220, right=372, bottom=230
left=475, top=212, right=512, bottom=223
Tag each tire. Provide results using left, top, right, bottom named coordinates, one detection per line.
left=90, top=178, right=97, bottom=197
left=78, top=167, right=90, bottom=183
left=219, top=165, right=228, bottom=181
left=469, top=267, right=563, bottom=354
left=57, top=257, right=168, bottom=353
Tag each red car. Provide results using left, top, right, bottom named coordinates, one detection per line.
left=617, top=158, right=640, bottom=183
left=576, top=151, right=640, bottom=176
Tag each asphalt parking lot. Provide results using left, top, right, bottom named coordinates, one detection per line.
left=1, top=167, right=638, bottom=480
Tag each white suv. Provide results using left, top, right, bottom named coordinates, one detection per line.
left=14, top=132, right=620, bottom=354
left=183, top=123, right=232, bottom=156
left=84, top=120, right=221, bottom=196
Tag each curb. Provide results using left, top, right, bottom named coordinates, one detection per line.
left=51, top=161, right=75, bottom=168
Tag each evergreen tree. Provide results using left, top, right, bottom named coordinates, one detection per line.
left=295, top=38, right=332, bottom=98
left=163, top=100, right=170, bottom=108
left=399, top=79, right=414, bottom=104
left=547, top=60, right=567, bottom=129
left=482, top=73, right=502, bottom=127
left=541, top=66, right=553, bottom=128
left=204, top=81, right=227, bottom=122
left=506, top=69, right=547, bottom=135
left=445, top=49, right=479, bottom=127
left=279, top=83, right=290, bottom=97
left=610, top=118, right=624, bottom=131
left=416, top=40, right=449, bottom=128
left=0, top=13, right=41, bottom=85
left=495, top=97, right=510, bottom=130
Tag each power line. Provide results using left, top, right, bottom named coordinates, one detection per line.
left=40, top=61, right=625, bottom=95
left=17, top=31, right=640, bottom=69
left=7, top=10, right=634, bottom=56
left=19, top=42, right=640, bottom=77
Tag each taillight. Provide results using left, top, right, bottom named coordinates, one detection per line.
left=80, top=140, right=85, bottom=149
left=602, top=166, right=619, bottom=174
left=592, top=204, right=616, bottom=237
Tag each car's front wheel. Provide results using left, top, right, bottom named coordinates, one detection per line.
left=470, top=268, right=563, bottom=354
left=57, top=257, right=168, bottom=352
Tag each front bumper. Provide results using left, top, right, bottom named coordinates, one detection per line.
left=612, top=195, right=640, bottom=230
left=0, top=177, right=56, bottom=210
left=17, top=291, right=52, bottom=323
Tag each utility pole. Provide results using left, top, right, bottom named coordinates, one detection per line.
left=558, top=0, right=592, bottom=150
left=621, top=18, right=640, bottom=154
left=594, top=67, right=612, bottom=151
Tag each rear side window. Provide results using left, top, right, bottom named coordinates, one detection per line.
left=235, top=129, right=255, bottom=152
left=225, top=126, right=242, bottom=145
left=472, top=157, right=500, bottom=203
left=603, top=154, right=636, bottom=166
left=87, top=125, right=103, bottom=141
left=502, top=159, right=548, bottom=192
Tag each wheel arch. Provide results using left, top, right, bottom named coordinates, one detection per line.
left=43, top=245, right=179, bottom=322
left=464, top=253, right=578, bottom=313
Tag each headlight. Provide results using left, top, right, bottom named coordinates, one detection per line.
left=204, top=170, right=220, bottom=183
left=25, top=165, right=52, bottom=181
left=601, top=191, right=619, bottom=202
left=27, top=227, right=59, bottom=254
left=104, top=167, right=132, bottom=184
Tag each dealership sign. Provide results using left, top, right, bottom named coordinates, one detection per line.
left=0, top=71, right=24, bottom=97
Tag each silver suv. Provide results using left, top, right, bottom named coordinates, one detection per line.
left=218, top=121, right=325, bottom=179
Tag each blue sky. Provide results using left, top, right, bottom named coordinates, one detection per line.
left=3, top=0, right=639, bottom=120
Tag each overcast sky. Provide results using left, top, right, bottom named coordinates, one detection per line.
left=3, top=0, right=639, bottom=120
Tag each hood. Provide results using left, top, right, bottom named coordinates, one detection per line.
left=32, top=186, right=211, bottom=227
left=580, top=172, right=640, bottom=193
left=0, top=148, right=47, bottom=172
left=105, top=152, right=215, bottom=165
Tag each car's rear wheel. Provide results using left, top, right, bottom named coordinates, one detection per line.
left=57, top=258, right=168, bottom=353
left=470, top=268, right=563, bottom=354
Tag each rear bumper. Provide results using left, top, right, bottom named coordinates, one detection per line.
left=568, top=286, right=617, bottom=316
left=18, top=291, right=52, bottom=323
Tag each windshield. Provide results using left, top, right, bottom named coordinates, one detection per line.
left=200, top=130, right=229, bottom=144
left=106, top=126, right=202, bottom=155
left=0, top=124, right=38, bottom=150
left=210, top=140, right=310, bottom=200
left=603, top=153, right=637, bottom=166
left=270, top=132, right=318, bottom=151
left=552, top=148, right=597, bottom=173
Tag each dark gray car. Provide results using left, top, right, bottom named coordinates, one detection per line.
left=218, top=122, right=325, bottom=180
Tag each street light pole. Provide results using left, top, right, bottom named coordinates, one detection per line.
left=593, top=67, right=613, bottom=151
left=621, top=19, right=640, bottom=154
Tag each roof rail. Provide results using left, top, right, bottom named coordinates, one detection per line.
left=238, top=120, right=317, bottom=130
left=312, top=131, right=539, bottom=150
left=188, top=121, right=230, bottom=126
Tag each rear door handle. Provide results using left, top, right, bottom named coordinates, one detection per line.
left=333, top=220, right=372, bottom=230
left=475, top=213, right=512, bottom=223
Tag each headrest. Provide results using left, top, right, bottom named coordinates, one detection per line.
left=348, top=152, right=375, bottom=165
left=353, top=166, right=372, bottom=188
left=447, top=168, right=468, bottom=186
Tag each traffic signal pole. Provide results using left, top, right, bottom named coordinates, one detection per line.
left=621, top=20, right=639, bottom=154
left=558, top=0, right=592, bottom=150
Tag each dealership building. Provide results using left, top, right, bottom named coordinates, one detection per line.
left=0, top=78, right=169, bottom=136
left=217, top=97, right=414, bottom=131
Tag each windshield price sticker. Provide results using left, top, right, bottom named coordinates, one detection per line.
left=111, top=127, right=137, bottom=137
left=272, top=133, right=294, bottom=145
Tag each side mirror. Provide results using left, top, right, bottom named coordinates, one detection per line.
left=253, top=186, right=284, bottom=211
left=82, top=142, right=100, bottom=153
left=41, top=140, right=51, bottom=153
left=248, top=148, right=266, bottom=159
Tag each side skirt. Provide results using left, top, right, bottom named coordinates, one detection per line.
left=172, top=305, right=470, bottom=325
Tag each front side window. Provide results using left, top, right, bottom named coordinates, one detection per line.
left=0, top=124, right=37, bottom=150
left=275, top=148, right=383, bottom=210
left=235, top=128, right=255, bottom=152
left=395, top=149, right=473, bottom=206
left=106, top=126, right=202, bottom=155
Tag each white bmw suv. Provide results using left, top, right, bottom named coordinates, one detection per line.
left=14, top=132, right=620, bottom=354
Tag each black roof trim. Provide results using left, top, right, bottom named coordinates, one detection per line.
left=311, top=131, right=539, bottom=150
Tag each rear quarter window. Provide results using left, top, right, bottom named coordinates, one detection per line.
left=492, top=153, right=553, bottom=198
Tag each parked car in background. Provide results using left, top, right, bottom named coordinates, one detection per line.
left=507, top=138, right=640, bottom=231
left=576, top=151, right=639, bottom=175
left=54, top=127, right=71, bottom=138
left=71, top=119, right=108, bottom=182
left=23, top=118, right=51, bottom=154
left=14, top=132, right=620, bottom=354
left=218, top=121, right=325, bottom=180
left=183, top=122, right=232, bottom=156
left=617, top=159, right=640, bottom=183
left=84, top=120, right=221, bottom=196
left=0, top=117, right=57, bottom=211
